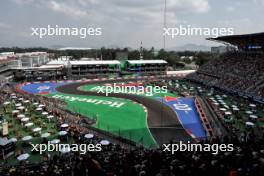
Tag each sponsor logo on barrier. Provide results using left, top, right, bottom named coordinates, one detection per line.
left=37, top=86, right=51, bottom=91
left=173, top=103, right=192, bottom=111
left=160, top=97, right=206, bottom=138
left=165, top=96, right=192, bottom=112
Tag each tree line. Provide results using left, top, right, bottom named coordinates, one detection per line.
left=0, top=47, right=215, bottom=67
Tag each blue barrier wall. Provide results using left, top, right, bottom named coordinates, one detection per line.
left=20, top=82, right=66, bottom=94
left=157, top=97, right=206, bottom=138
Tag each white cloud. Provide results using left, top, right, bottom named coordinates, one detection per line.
left=47, top=1, right=89, bottom=18
left=104, top=0, right=209, bottom=13
left=12, top=0, right=36, bottom=5
left=10, top=0, right=210, bottom=25
left=226, top=6, right=235, bottom=12
left=0, top=22, right=11, bottom=29
left=7, top=0, right=212, bottom=48
left=167, top=0, right=210, bottom=13
left=252, top=0, right=264, bottom=4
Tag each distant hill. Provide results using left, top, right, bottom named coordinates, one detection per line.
left=169, top=44, right=211, bottom=51
left=49, top=45, right=66, bottom=49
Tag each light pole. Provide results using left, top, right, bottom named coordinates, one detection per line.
left=163, top=0, right=167, bottom=50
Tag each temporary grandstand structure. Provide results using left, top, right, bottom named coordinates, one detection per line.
left=11, top=58, right=168, bottom=80
left=14, top=64, right=66, bottom=81
left=69, top=60, right=121, bottom=78
left=125, top=60, right=168, bottom=75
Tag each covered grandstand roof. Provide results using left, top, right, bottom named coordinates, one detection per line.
left=127, top=60, right=167, bottom=64
left=14, top=66, right=64, bottom=70
left=207, top=32, right=264, bottom=49
left=39, top=65, right=64, bottom=69
left=47, top=60, right=69, bottom=65
left=70, top=60, right=120, bottom=65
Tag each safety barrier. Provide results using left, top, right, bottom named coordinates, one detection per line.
left=194, top=97, right=213, bottom=137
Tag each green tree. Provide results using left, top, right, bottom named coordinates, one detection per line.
left=128, top=50, right=140, bottom=60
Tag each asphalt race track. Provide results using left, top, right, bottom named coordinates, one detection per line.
left=56, top=78, right=192, bottom=145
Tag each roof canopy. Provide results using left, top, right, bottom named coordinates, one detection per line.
left=47, top=60, right=69, bottom=65
left=127, top=60, right=167, bottom=64
left=70, top=60, right=120, bottom=65
left=207, top=32, right=264, bottom=49
left=39, top=65, right=64, bottom=69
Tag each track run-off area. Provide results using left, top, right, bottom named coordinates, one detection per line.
left=18, top=77, right=206, bottom=147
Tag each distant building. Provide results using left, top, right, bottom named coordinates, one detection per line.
left=180, top=56, right=194, bottom=61
left=57, top=56, right=72, bottom=61
left=16, top=52, right=49, bottom=67
left=0, top=54, right=21, bottom=83
left=211, top=46, right=235, bottom=54
left=0, top=52, right=51, bottom=82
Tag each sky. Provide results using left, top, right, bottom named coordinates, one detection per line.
left=0, top=0, right=264, bottom=49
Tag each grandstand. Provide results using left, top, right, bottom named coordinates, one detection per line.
left=0, top=50, right=169, bottom=81
left=188, top=32, right=264, bottom=103
left=207, top=32, right=264, bottom=51
left=0, top=52, right=50, bottom=82
left=69, top=60, right=121, bottom=78
left=124, top=60, right=167, bottom=75
left=13, top=59, right=168, bottom=80
left=14, top=65, right=66, bottom=81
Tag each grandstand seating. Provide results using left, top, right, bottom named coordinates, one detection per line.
left=186, top=53, right=264, bottom=101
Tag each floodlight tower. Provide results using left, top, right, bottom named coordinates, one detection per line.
left=163, top=0, right=167, bottom=50
left=140, top=41, right=143, bottom=59
left=160, top=0, right=167, bottom=128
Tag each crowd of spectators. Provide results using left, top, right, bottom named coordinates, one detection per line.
left=186, top=53, right=264, bottom=100
left=1, top=80, right=264, bottom=175
left=1, top=135, right=264, bottom=176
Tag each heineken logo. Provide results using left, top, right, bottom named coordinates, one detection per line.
left=52, top=94, right=126, bottom=108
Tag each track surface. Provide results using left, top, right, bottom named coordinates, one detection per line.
left=56, top=79, right=192, bottom=145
